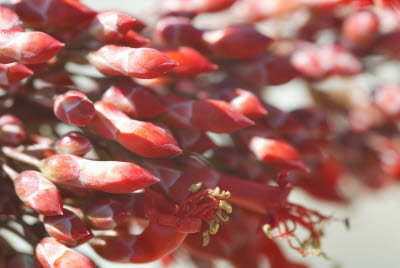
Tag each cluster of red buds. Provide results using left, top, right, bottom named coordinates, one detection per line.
left=1, top=0, right=400, bottom=267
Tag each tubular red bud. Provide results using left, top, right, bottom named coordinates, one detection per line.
left=173, top=128, right=216, bottom=153
left=55, top=132, right=93, bottom=156
left=234, top=125, right=308, bottom=172
left=290, top=44, right=362, bottom=79
left=117, top=30, right=150, bottom=48
left=84, top=197, right=131, bottom=230
left=89, top=101, right=181, bottom=158
left=40, top=153, right=159, bottom=193
left=342, top=10, right=379, bottom=47
left=0, top=114, right=26, bottom=146
left=0, top=30, right=64, bottom=64
left=44, top=209, right=93, bottom=245
left=101, top=81, right=166, bottom=119
left=12, top=0, right=96, bottom=42
left=0, top=63, right=33, bottom=85
left=162, top=95, right=254, bottom=133
left=35, top=237, right=94, bottom=268
left=191, top=99, right=254, bottom=133
left=0, top=6, right=24, bottom=31
left=14, top=171, right=63, bottom=216
left=202, top=25, right=272, bottom=59
left=89, top=11, right=136, bottom=42
left=53, top=90, right=95, bottom=126
left=154, top=16, right=204, bottom=47
left=89, top=45, right=178, bottom=79
left=219, top=88, right=267, bottom=119
left=163, top=47, right=217, bottom=77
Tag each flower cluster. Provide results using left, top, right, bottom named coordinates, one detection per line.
left=0, top=0, right=400, bottom=267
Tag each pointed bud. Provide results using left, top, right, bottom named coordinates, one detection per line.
left=163, top=47, right=217, bottom=77
left=15, top=171, right=63, bottom=216
left=54, top=90, right=95, bottom=126
left=55, top=132, right=93, bottom=156
left=40, top=154, right=159, bottom=193
left=0, top=30, right=64, bottom=64
left=89, top=101, right=181, bottom=158
left=35, top=237, right=94, bottom=268
left=44, top=209, right=93, bottom=246
left=89, top=45, right=178, bottom=79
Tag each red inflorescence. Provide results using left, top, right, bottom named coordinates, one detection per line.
left=0, top=0, right=399, bottom=267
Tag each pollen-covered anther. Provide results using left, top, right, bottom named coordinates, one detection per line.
left=188, top=182, right=203, bottom=192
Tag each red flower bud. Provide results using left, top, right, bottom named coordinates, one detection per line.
left=117, top=30, right=149, bottom=48
left=89, top=11, right=136, bottom=42
left=154, top=16, right=203, bottom=47
left=84, top=197, right=131, bottom=230
left=14, top=170, right=63, bottom=216
left=202, top=25, right=272, bottom=59
left=44, top=209, right=93, bottom=246
left=342, top=10, right=379, bottom=47
left=163, top=47, right=217, bottom=77
left=53, top=90, right=95, bottom=126
left=290, top=44, right=362, bottom=79
left=219, top=88, right=267, bottom=119
left=0, top=63, right=33, bottom=85
left=0, top=114, right=26, bottom=146
left=101, top=81, right=166, bottom=119
left=89, top=45, right=178, bottom=79
left=40, top=153, right=159, bottom=193
left=35, top=237, right=94, bottom=268
left=0, top=6, right=24, bottom=31
left=55, top=132, right=93, bottom=156
left=174, top=128, right=216, bottom=153
left=89, top=101, right=181, bottom=158
left=162, top=95, right=254, bottom=133
left=0, top=30, right=64, bottom=64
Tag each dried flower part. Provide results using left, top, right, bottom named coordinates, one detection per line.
left=290, top=44, right=362, bottom=79
left=162, top=95, right=254, bottom=133
left=202, top=25, right=272, bottom=59
left=11, top=0, right=96, bottom=41
left=14, top=170, right=63, bottom=216
left=89, top=11, right=136, bottom=42
left=174, top=128, right=216, bottom=153
left=85, top=197, right=131, bottom=230
left=53, top=90, right=95, bottom=126
left=0, top=114, right=26, bottom=146
left=342, top=10, right=379, bottom=47
left=40, top=153, right=159, bottom=193
left=55, top=132, right=93, bottom=156
left=0, top=6, right=24, bottom=31
left=89, top=101, right=181, bottom=158
left=374, top=84, right=400, bottom=118
left=161, top=0, right=236, bottom=17
left=116, top=30, right=149, bottom=48
left=219, top=88, right=267, bottom=119
left=35, top=237, right=94, bottom=268
left=163, top=47, right=217, bottom=77
left=89, top=45, right=178, bottom=79
left=154, top=16, right=203, bottom=47
left=0, top=30, right=64, bottom=64
left=0, top=62, right=32, bottom=85
left=101, top=81, right=166, bottom=119
left=44, top=209, right=93, bottom=245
